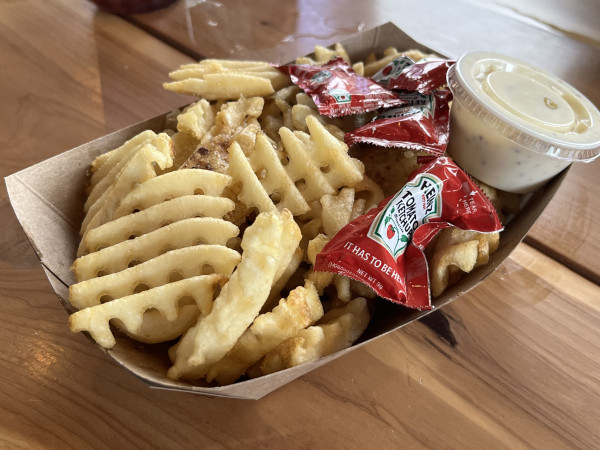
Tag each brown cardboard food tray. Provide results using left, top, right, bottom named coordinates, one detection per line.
left=5, top=22, right=568, bottom=399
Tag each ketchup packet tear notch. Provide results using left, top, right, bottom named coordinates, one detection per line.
left=278, top=57, right=406, bottom=117
left=314, top=157, right=503, bottom=311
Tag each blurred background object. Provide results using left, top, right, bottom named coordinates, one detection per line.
left=89, top=0, right=178, bottom=15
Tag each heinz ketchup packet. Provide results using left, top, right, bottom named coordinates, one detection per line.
left=344, top=89, right=452, bottom=155
left=279, top=57, right=405, bottom=117
left=372, top=57, right=455, bottom=95
left=314, top=157, right=503, bottom=310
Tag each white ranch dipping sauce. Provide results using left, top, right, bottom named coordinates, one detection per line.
left=446, top=52, right=600, bottom=193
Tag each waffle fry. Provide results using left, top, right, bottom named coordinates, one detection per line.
left=260, top=296, right=370, bottom=375
left=164, top=73, right=276, bottom=100
left=176, top=98, right=216, bottom=140
left=113, top=169, right=231, bottom=217
left=428, top=227, right=500, bottom=297
left=168, top=59, right=291, bottom=91
left=168, top=209, right=301, bottom=380
left=72, top=218, right=239, bottom=282
left=82, top=133, right=174, bottom=235
left=70, top=245, right=241, bottom=310
left=69, top=274, right=226, bottom=348
left=206, top=281, right=323, bottom=385
left=82, top=195, right=235, bottom=254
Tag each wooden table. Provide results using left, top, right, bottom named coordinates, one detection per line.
left=2, top=0, right=599, bottom=448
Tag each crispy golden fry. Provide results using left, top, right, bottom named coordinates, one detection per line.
left=263, top=247, right=304, bottom=313
left=168, top=131, right=201, bottom=172
left=72, top=218, right=239, bottom=282
left=314, top=43, right=351, bottom=64
left=69, top=274, right=226, bottom=348
left=176, top=99, right=216, bottom=141
left=164, top=73, right=276, bottom=100
left=168, top=209, right=301, bottom=380
left=305, top=234, right=334, bottom=294
left=305, top=115, right=364, bottom=188
left=81, top=134, right=174, bottom=236
left=206, top=281, right=323, bottom=385
left=429, top=240, right=480, bottom=297
left=120, top=304, right=200, bottom=344
left=169, top=59, right=291, bottom=91
left=69, top=245, right=241, bottom=310
left=278, top=127, right=334, bottom=203
left=82, top=195, right=235, bottom=254
left=113, top=169, right=231, bottom=218
left=86, top=132, right=172, bottom=212
left=320, top=188, right=355, bottom=237
left=88, top=130, right=156, bottom=192
left=228, top=140, right=277, bottom=213
left=429, top=227, right=501, bottom=297
left=260, top=296, right=370, bottom=375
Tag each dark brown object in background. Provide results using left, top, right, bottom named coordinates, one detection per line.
left=89, top=0, right=178, bottom=15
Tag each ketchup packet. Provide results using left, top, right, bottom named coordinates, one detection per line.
left=314, top=157, right=503, bottom=310
left=344, top=89, right=452, bottom=155
left=279, top=57, right=405, bottom=117
left=372, top=56, right=455, bottom=95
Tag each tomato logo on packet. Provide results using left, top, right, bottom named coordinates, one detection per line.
left=369, top=174, right=443, bottom=259
left=278, top=57, right=405, bottom=117
left=314, top=157, right=503, bottom=310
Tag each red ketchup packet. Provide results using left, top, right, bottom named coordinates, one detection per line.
left=344, top=89, right=452, bottom=155
left=372, top=56, right=455, bottom=95
left=278, top=57, right=405, bottom=117
left=314, top=157, right=503, bottom=310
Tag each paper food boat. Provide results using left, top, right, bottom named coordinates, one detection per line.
left=5, top=23, right=567, bottom=399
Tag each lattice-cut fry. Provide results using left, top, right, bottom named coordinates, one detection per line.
left=168, top=131, right=200, bottom=172
left=228, top=141, right=277, bottom=214
left=320, top=188, right=355, bottom=237
left=168, top=209, right=301, bottom=380
left=178, top=59, right=273, bottom=72
left=88, top=130, right=156, bottom=194
left=314, top=43, right=351, bottom=64
left=176, top=99, right=216, bottom=140
left=429, top=239, right=479, bottom=297
left=305, top=234, right=333, bottom=294
left=250, top=133, right=310, bottom=215
left=260, top=296, right=370, bottom=375
left=434, top=227, right=500, bottom=266
left=86, top=132, right=172, bottom=213
left=121, top=304, right=200, bottom=344
left=164, top=73, right=275, bottom=100
left=70, top=245, right=241, bottom=310
left=72, top=218, right=239, bottom=282
left=352, top=175, right=385, bottom=212
left=263, top=247, right=304, bottom=313
left=279, top=127, right=334, bottom=203
left=169, top=60, right=291, bottom=91
left=203, top=97, right=264, bottom=142
left=352, top=62, right=364, bottom=76
left=69, top=274, right=226, bottom=348
left=81, top=135, right=175, bottom=236
left=206, top=280, right=324, bottom=385
left=82, top=195, right=235, bottom=254
left=291, top=104, right=345, bottom=141
left=113, top=169, right=231, bottom=218
left=305, top=115, right=364, bottom=188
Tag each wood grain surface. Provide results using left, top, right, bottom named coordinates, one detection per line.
left=128, top=0, right=600, bottom=283
left=3, top=0, right=600, bottom=448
